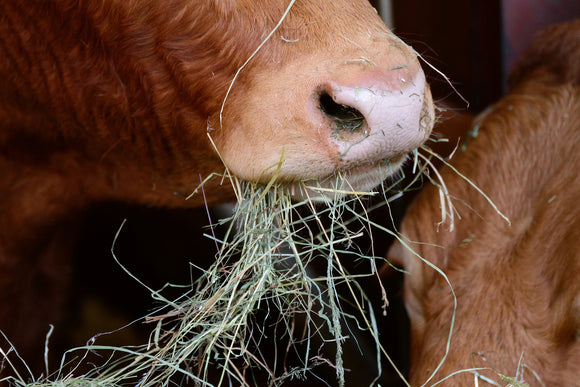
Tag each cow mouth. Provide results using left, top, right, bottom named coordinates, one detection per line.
left=288, top=154, right=408, bottom=201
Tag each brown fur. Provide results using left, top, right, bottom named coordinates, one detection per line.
left=387, top=20, right=580, bottom=386
left=0, top=0, right=434, bottom=372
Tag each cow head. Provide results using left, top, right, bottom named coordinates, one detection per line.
left=0, top=0, right=434, bottom=206
left=0, top=0, right=434, bottom=375
left=385, top=20, right=580, bottom=386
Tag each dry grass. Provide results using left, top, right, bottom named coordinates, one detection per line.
left=1, top=166, right=416, bottom=386
left=0, top=140, right=512, bottom=387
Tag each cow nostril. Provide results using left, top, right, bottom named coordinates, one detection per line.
left=319, top=92, right=366, bottom=133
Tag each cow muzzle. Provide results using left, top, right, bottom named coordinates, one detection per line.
left=215, top=46, right=434, bottom=201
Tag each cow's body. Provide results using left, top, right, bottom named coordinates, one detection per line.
left=0, top=0, right=434, bottom=370
left=387, top=21, right=580, bottom=386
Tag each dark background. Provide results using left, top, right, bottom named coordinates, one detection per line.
left=372, top=0, right=580, bottom=112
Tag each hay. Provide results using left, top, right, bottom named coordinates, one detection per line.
left=3, top=169, right=412, bottom=386
left=3, top=145, right=510, bottom=387
left=0, top=140, right=510, bottom=386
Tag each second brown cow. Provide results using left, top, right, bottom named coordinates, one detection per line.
left=387, top=20, right=580, bottom=386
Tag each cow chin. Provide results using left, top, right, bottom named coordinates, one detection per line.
left=287, top=155, right=408, bottom=203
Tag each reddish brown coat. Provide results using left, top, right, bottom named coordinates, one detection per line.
left=387, top=20, right=580, bottom=386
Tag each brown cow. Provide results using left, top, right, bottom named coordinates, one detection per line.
left=0, top=0, right=434, bottom=371
left=387, top=20, right=580, bottom=386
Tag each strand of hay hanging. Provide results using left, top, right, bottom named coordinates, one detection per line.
left=4, top=169, right=418, bottom=387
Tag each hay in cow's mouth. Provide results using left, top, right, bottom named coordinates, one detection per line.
left=2, top=172, right=407, bottom=386
left=1, top=143, right=508, bottom=386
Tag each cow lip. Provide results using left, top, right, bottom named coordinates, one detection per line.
left=339, top=154, right=407, bottom=176
left=287, top=153, right=409, bottom=201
